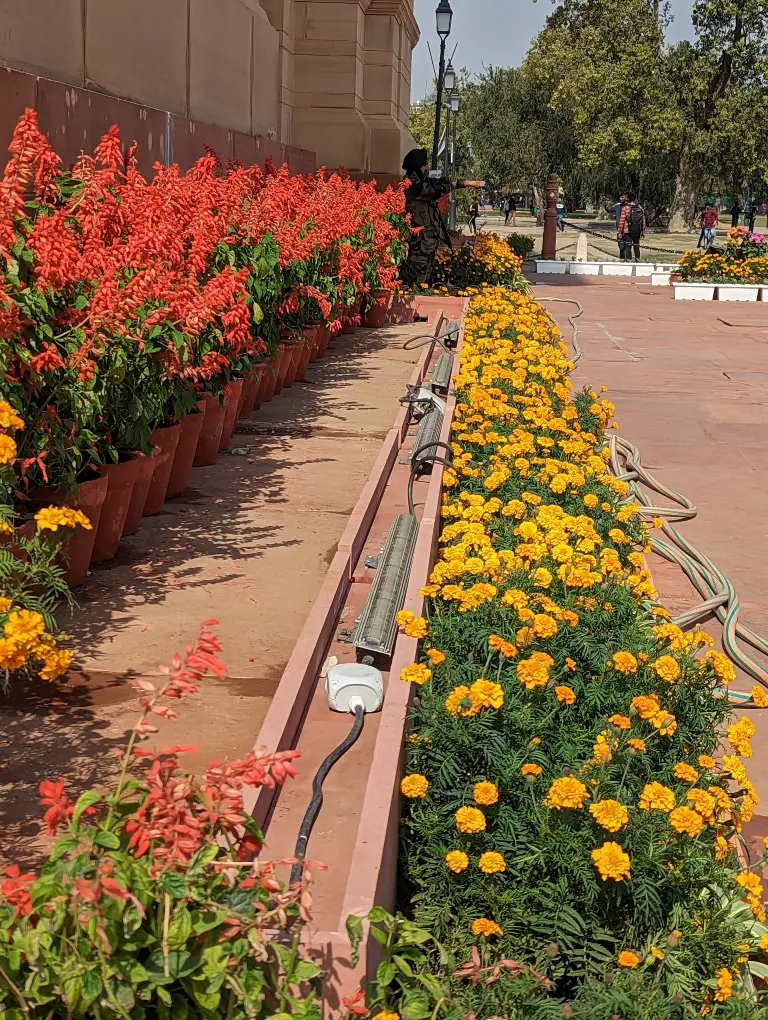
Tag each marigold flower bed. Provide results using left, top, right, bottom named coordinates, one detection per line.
left=395, top=286, right=768, bottom=1015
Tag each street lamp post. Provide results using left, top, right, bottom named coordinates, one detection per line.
left=431, top=0, right=453, bottom=168
left=448, top=92, right=460, bottom=232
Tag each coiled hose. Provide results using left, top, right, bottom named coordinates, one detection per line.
left=540, top=296, right=767, bottom=704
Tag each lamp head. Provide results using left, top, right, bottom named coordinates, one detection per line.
left=436, top=0, right=453, bottom=39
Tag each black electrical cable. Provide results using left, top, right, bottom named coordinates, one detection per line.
left=407, top=448, right=454, bottom=515
left=289, top=703, right=366, bottom=886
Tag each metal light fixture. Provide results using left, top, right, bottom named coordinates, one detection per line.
left=449, top=93, right=460, bottom=113
left=435, top=0, right=453, bottom=39
left=444, top=61, right=456, bottom=93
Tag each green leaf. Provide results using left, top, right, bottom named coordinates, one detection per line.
left=81, top=970, right=103, bottom=1009
left=292, top=959, right=322, bottom=982
left=48, top=835, right=78, bottom=862
left=252, top=302, right=263, bottom=324
left=167, top=908, right=193, bottom=949
left=367, top=906, right=390, bottom=923
left=73, top=790, right=104, bottom=826
left=147, top=950, right=199, bottom=982
left=162, top=871, right=189, bottom=898
left=93, top=829, right=121, bottom=849
left=376, top=961, right=396, bottom=986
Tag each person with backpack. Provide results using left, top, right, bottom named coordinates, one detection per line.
left=617, top=195, right=645, bottom=261
left=699, top=203, right=719, bottom=249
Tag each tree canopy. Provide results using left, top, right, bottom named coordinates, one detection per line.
left=411, top=0, right=768, bottom=226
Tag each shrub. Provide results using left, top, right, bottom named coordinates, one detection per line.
left=434, top=234, right=528, bottom=290
left=506, top=233, right=534, bottom=259
left=393, top=286, right=767, bottom=1015
left=0, top=623, right=326, bottom=1019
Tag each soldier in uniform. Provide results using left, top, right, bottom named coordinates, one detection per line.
left=399, top=148, right=452, bottom=287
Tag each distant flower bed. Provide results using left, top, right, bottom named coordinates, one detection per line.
left=678, top=227, right=768, bottom=283
left=434, top=234, right=528, bottom=290
left=392, top=286, right=768, bottom=1017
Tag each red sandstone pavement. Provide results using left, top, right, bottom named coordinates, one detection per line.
left=536, top=277, right=768, bottom=852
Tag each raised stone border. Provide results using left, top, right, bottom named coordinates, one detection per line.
left=535, top=259, right=678, bottom=277
left=673, top=282, right=765, bottom=302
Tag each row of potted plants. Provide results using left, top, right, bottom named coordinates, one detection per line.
left=386, top=285, right=768, bottom=1016
left=677, top=226, right=768, bottom=288
left=0, top=109, right=411, bottom=588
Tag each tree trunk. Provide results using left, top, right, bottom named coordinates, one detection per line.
left=669, top=143, right=699, bottom=232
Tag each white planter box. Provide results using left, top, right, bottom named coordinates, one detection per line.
left=651, top=272, right=671, bottom=286
left=634, top=264, right=654, bottom=277
left=603, top=262, right=634, bottom=276
left=655, top=263, right=679, bottom=272
left=673, top=283, right=716, bottom=301
left=717, top=284, right=760, bottom=302
left=761, top=288, right=768, bottom=302
left=570, top=262, right=601, bottom=275
left=535, top=260, right=568, bottom=274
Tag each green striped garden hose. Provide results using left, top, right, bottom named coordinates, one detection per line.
left=538, top=296, right=767, bottom=705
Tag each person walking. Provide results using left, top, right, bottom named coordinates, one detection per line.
left=556, top=196, right=566, bottom=232
left=747, top=200, right=758, bottom=233
left=699, top=203, right=719, bottom=249
left=729, top=199, right=742, bottom=228
left=617, top=195, right=645, bottom=261
left=468, top=198, right=480, bottom=235
left=611, top=193, right=629, bottom=256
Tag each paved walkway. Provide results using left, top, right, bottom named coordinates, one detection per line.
left=0, top=324, right=427, bottom=866
left=538, top=277, right=768, bottom=848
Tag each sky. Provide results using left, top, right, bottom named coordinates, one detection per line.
left=411, top=0, right=694, bottom=100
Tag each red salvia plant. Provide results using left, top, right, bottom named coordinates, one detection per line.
left=0, top=622, right=327, bottom=1019
left=0, top=109, right=408, bottom=495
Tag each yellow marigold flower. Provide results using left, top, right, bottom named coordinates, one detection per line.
left=478, top=851, right=506, bottom=874
left=4, top=609, right=45, bottom=650
left=617, top=950, right=641, bottom=968
left=0, top=637, right=28, bottom=671
left=445, top=850, right=469, bottom=873
left=520, top=763, right=542, bottom=777
left=673, top=763, right=699, bottom=783
left=592, top=841, right=631, bottom=882
left=470, top=678, right=504, bottom=709
left=721, top=754, right=748, bottom=784
left=639, top=782, right=675, bottom=812
left=0, top=401, right=24, bottom=431
left=565, top=657, right=576, bottom=671
left=445, top=685, right=478, bottom=717
left=401, top=663, right=431, bottom=686
left=687, top=789, right=716, bottom=823
left=584, top=493, right=599, bottom=508
left=400, top=774, right=429, bottom=799
left=651, top=655, right=681, bottom=684
left=39, top=647, right=73, bottom=682
left=473, top=781, right=499, bottom=806
left=631, top=694, right=661, bottom=719
left=607, top=714, right=631, bottom=730
left=750, top=685, right=768, bottom=707
left=714, top=968, right=733, bottom=1002
left=545, top=776, right=589, bottom=809
left=0, top=596, right=12, bottom=613
left=650, top=946, right=665, bottom=961
left=698, top=755, right=716, bottom=769
left=0, top=519, right=13, bottom=536
left=34, top=506, right=92, bottom=532
left=517, top=651, right=554, bottom=690
left=532, top=567, right=553, bottom=588
left=611, top=651, right=638, bottom=674
left=705, top=649, right=736, bottom=685
left=727, top=717, right=756, bottom=758
left=554, top=685, right=576, bottom=705
left=455, top=806, right=486, bottom=833
left=471, top=918, right=502, bottom=937
left=669, top=806, right=705, bottom=837
left=532, top=613, right=558, bottom=638
left=488, top=634, right=517, bottom=658
left=651, top=711, right=677, bottom=736
left=0, top=433, right=17, bottom=464
left=426, top=648, right=446, bottom=665
left=501, top=588, right=529, bottom=610
left=589, top=799, right=628, bottom=833
left=760, top=933, right=768, bottom=952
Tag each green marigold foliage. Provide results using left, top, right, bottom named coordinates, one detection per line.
left=396, top=286, right=766, bottom=1016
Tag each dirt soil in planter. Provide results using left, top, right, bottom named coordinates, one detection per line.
left=0, top=324, right=429, bottom=867
left=537, top=277, right=768, bottom=862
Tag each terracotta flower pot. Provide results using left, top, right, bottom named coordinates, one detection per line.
left=123, top=447, right=159, bottom=535
left=167, top=403, right=205, bottom=498
left=342, top=316, right=356, bottom=335
left=91, top=456, right=141, bottom=563
left=317, top=325, right=332, bottom=356
left=259, top=354, right=280, bottom=404
left=219, top=378, right=244, bottom=451
left=283, top=341, right=301, bottom=388
left=33, top=473, right=108, bottom=587
left=247, top=364, right=267, bottom=413
left=1, top=520, right=35, bottom=565
left=237, top=368, right=257, bottom=419
left=274, top=343, right=293, bottom=395
left=363, top=291, right=391, bottom=328
left=144, top=423, right=182, bottom=515
left=193, top=394, right=225, bottom=466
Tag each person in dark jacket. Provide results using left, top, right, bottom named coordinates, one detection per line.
left=730, top=200, right=742, bottom=228
left=399, top=148, right=452, bottom=287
